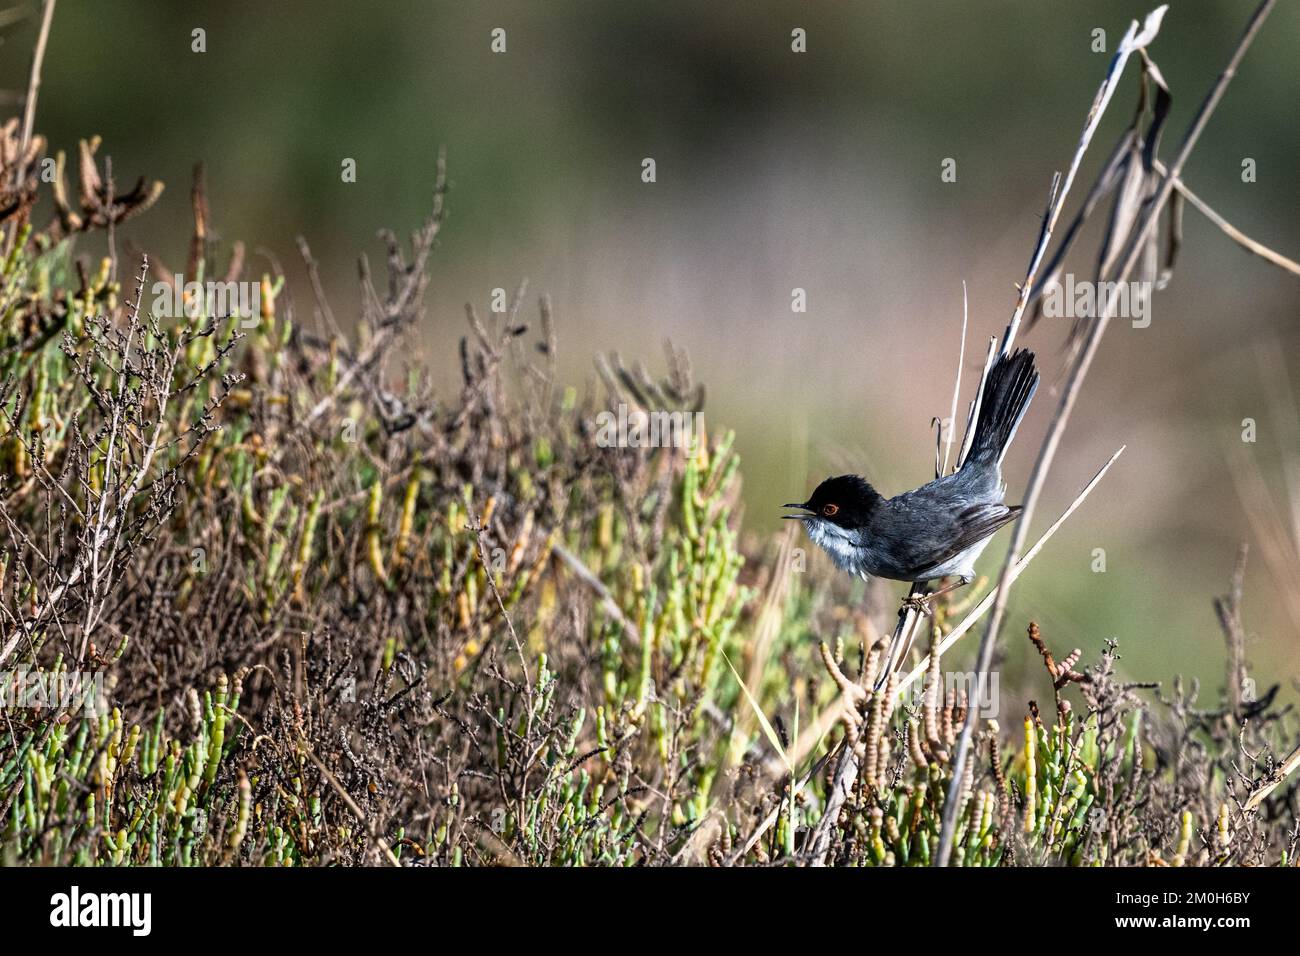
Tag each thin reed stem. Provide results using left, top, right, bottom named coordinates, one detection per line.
left=936, top=0, right=1278, bottom=867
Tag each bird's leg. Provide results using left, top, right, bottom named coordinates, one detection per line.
left=926, top=577, right=970, bottom=602
left=947, top=575, right=987, bottom=614
left=901, top=577, right=970, bottom=615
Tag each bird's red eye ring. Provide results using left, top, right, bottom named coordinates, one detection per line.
left=822, top=503, right=839, bottom=517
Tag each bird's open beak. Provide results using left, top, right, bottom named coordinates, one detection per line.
left=782, top=502, right=812, bottom=519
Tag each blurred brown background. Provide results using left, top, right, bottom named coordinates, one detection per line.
left=3, top=0, right=1297, bottom=697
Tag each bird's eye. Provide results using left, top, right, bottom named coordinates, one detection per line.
left=822, top=503, right=839, bottom=517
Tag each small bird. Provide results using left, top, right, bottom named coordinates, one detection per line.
left=784, top=348, right=1039, bottom=608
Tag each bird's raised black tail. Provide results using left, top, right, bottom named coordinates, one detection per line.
left=968, top=348, right=1039, bottom=466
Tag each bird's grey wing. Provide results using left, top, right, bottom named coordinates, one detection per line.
left=887, top=502, right=1021, bottom=580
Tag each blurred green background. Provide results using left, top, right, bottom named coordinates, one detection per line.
left=3, top=0, right=1298, bottom=699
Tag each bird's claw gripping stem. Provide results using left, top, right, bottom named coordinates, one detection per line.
left=901, top=593, right=933, bottom=616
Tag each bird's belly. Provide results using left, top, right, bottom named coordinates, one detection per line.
left=914, top=538, right=991, bottom=581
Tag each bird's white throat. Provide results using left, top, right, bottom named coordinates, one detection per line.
left=802, top=519, right=862, bottom=574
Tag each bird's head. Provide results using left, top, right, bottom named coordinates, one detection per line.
left=783, top=474, right=881, bottom=532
